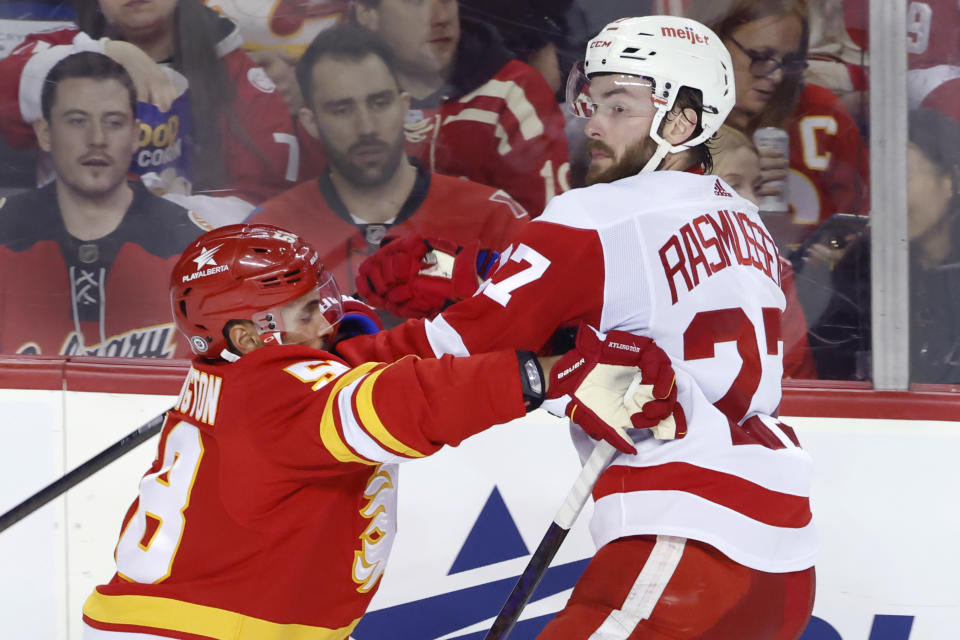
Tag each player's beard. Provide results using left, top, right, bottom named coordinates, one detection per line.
left=585, top=137, right=660, bottom=185
left=326, top=130, right=406, bottom=188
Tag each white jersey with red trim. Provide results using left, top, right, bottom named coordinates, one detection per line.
left=342, top=170, right=817, bottom=573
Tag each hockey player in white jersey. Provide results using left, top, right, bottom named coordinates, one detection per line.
left=344, top=15, right=817, bottom=639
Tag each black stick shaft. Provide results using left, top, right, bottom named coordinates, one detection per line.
left=0, top=410, right=169, bottom=534
left=484, top=440, right=618, bottom=639
left=484, top=522, right=570, bottom=640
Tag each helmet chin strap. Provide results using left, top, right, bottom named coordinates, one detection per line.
left=640, top=142, right=671, bottom=174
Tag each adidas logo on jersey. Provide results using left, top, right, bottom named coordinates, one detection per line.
left=714, top=180, right=733, bottom=197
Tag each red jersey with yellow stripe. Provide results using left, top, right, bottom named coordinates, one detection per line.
left=83, top=345, right=527, bottom=639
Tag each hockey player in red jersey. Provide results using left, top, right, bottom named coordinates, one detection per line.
left=81, top=223, right=677, bottom=639
left=248, top=25, right=527, bottom=319
left=345, top=16, right=817, bottom=638
left=347, top=0, right=570, bottom=216
left=81, top=223, right=542, bottom=638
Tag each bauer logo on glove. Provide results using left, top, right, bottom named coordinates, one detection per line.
left=545, top=325, right=687, bottom=455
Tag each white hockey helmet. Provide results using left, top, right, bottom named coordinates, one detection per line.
left=569, top=15, right=735, bottom=172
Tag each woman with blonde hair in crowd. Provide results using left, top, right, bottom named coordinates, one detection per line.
left=687, top=0, right=869, bottom=247
left=709, top=124, right=819, bottom=379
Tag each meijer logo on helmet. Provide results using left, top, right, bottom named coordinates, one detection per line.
left=660, top=26, right=710, bottom=45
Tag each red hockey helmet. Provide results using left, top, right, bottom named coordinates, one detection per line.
left=170, top=224, right=343, bottom=359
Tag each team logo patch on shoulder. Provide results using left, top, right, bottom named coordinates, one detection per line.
left=714, top=179, right=733, bottom=197
left=247, top=66, right=276, bottom=94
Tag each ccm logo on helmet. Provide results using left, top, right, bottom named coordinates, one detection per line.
left=590, top=40, right=612, bottom=48
left=661, top=26, right=710, bottom=45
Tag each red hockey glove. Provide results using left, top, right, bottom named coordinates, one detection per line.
left=356, top=235, right=499, bottom=318
left=328, top=296, right=383, bottom=352
left=546, top=326, right=687, bottom=455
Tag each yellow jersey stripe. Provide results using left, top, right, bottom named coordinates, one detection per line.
left=83, top=590, right=360, bottom=640
left=354, top=367, right=426, bottom=459
left=321, top=362, right=380, bottom=465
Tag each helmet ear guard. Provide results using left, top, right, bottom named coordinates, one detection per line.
left=579, top=15, right=736, bottom=172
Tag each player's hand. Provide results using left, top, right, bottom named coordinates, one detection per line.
left=104, top=40, right=177, bottom=111
left=356, top=235, right=499, bottom=319
left=545, top=326, right=687, bottom=455
left=329, top=296, right=383, bottom=352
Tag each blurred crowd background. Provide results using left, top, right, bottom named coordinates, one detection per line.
left=0, top=0, right=957, bottom=385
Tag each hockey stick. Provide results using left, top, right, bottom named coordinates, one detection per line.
left=0, top=409, right=170, bottom=535
left=484, top=439, right=618, bottom=640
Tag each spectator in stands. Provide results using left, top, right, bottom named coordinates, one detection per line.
left=687, top=0, right=869, bottom=250
left=458, top=0, right=576, bottom=96
left=907, top=0, right=960, bottom=112
left=347, top=0, right=570, bottom=216
left=708, top=125, right=817, bottom=378
left=0, top=52, right=207, bottom=358
left=201, top=0, right=349, bottom=114
left=808, top=108, right=960, bottom=382
left=247, top=25, right=529, bottom=324
left=711, top=124, right=761, bottom=205
left=0, top=0, right=299, bottom=208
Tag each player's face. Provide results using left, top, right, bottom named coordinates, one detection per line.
left=583, top=74, right=658, bottom=185
left=714, top=145, right=761, bottom=205
left=358, top=0, right=459, bottom=80
left=907, top=142, right=953, bottom=243
left=34, top=78, right=138, bottom=200
left=98, top=0, right=177, bottom=42
left=276, top=290, right=337, bottom=350
left=726, top=14, right=804, bottom=122
left=304, top=54, right=409, bottom=187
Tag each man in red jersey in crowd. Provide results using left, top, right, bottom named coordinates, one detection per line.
left=81, top=222, right=679, bottom=639
left=0, top=0, right=299, bottom=205
left=343, top=0, right=570, bottom=216
left=344, top=15, right=817, bottom=638
left=0, top=52, right=207, bottom=358
left=249, top=24, right=528, bottom=324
